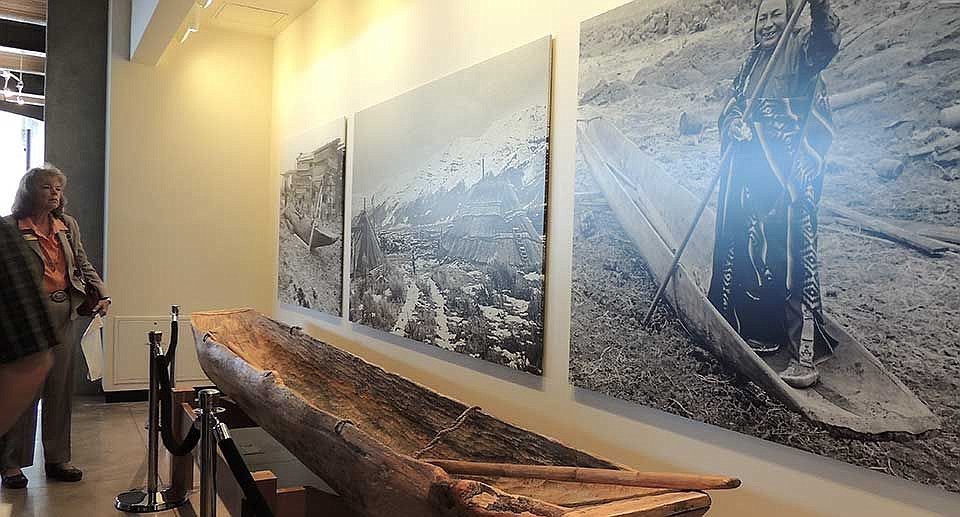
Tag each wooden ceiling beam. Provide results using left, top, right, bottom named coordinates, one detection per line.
left=0, top=0, right=47, bottom=25
left=0, top=49, right=44, bottom=74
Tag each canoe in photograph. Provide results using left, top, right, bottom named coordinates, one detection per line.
left=192, top=309, right=738, bottom=516
left=576, top=117, right=940, bottom=438
left=283, top=206, right=339, bottom=249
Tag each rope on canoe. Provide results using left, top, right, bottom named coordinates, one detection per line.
left=413, top=406, right=481, bottom=459
left=334, top=419, right=354, bottom=435
left=289, top=326, right=303, bottom=335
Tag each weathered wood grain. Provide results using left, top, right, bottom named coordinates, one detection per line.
left=191, top=309, right=722, bottom=516
left=563, top=493, right=710, bottom=517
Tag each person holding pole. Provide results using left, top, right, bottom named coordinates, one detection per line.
left=706, top=0, right=841, bottom=389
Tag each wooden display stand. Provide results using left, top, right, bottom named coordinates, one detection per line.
left=168, top=388, right=357, bottom=517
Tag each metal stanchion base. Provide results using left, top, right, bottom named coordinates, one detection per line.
left=115, top=487, right=188, bottom=513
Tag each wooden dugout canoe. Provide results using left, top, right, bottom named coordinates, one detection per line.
left=192, top=309, right=732, bottom=516
left=283, top=206, right=339, bottom=249
left=576, top=117, right=940, bottom=438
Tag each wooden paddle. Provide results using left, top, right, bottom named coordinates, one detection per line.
left=424, top=459, right=741, bottom=491
left=641, top=0, right=812, bottom=328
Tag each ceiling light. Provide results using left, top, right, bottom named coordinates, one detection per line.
left=180, top=26, right=198, bottom=43
left=198, top=0, right=213, bottom=7
left=0, top=66, right=27, bottom=105
left=181, top=8, right=201, bottom=43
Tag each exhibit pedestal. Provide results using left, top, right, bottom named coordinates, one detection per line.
left=171, top=389, right=357, bottom=517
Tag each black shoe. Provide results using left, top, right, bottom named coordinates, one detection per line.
left=44, top=463, right=83, bottom=482
left=1, top=473, right=28, bottom=489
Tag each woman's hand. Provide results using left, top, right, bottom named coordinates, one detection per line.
left=93, top=298, right=111, bottom=316
left=730, top=117, right=754, bottom=142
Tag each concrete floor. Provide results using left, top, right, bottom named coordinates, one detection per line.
left=0, top=397, right=214, bottom=517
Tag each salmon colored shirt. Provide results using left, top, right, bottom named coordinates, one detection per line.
left=18, top=216, right=69, bottom=293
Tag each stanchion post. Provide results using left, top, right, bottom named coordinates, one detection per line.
left=147, top=331, right=162, bottom=502
left=114, top=331, right=189, bottom=513
left=169, top=305, right=179, bottom=387
left=200, top=389, right=221, bottom=517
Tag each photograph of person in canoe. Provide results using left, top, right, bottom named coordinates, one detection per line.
left=571, top=0, right=959, bottom=492
left=350, top=37, right=551, bottom=374
left=708, top=0, right=840, bottom=390
left=277, top=117, right=346, bottom=316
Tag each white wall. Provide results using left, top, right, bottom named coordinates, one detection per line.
left=271, top=1, right=958, bottom=516
left=104, top=0, right=274, bottom=391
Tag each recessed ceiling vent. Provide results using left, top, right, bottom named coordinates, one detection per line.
left=214, top=3, right=286, bottom=28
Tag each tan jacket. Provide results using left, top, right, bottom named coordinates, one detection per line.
left=4, top=213, right=109, bottom=320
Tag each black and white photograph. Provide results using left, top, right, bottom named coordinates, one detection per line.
left=350, top=37, right=552, bottom=375
left=277, top=117, right=347, bottom=316
left=570, top=0, right=959, bottom=491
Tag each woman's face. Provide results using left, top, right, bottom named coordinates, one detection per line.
left=34, top=177, right=64, bottom=212
left=756, top=0, right=788, bottom=49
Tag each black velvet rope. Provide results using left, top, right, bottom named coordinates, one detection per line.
left=218, top=436, right=276, bottom=517
left=166, top=318, right=178, bottom=380
left=156, top=355, right=201, bottom=456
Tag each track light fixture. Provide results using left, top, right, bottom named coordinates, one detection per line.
left=0, top=68, right=25, bottom=105
left=181, top=5, right=203, bottom=43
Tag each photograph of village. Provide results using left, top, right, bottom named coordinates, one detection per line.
left=570, top=0, right=960, bottom=491
left=277, top=118, right=346, bottom=316
left=350, top=37, right=552, bottom=375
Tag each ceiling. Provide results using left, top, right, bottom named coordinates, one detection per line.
left=200, top=0, right=318, bottom=36
left=0, top=0, right=45, bottom=111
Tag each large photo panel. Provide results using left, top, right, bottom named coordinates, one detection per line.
left=351, top=37, right=552, bottom=375
left=277, top=117, right=347, bottom=316
left=571, top=0, right=958, bottom=491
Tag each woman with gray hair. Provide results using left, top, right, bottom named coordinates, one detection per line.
left=1, top=165, right=110, bottom=489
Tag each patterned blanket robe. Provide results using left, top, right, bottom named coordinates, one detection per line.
left=707, top=2, right=841, bottom=365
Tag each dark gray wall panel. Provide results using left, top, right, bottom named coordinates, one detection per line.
left=45, top=0, right=109, bottom=273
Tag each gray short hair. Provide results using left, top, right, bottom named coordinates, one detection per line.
left=11, top=164, right=68, bottom=219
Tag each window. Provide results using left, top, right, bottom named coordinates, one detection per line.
left=0, top=110, right=43, bottom=216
